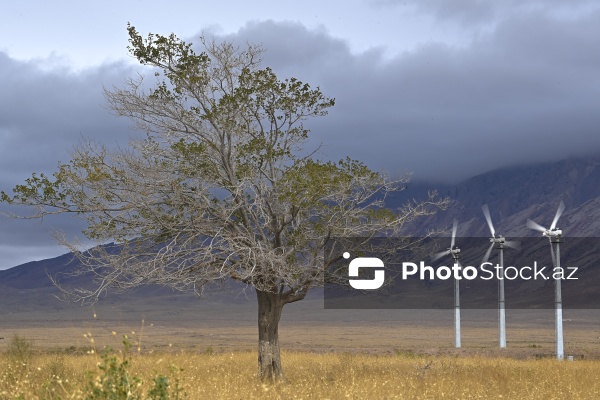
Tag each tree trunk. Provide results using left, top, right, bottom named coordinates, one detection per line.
left=256, top=289, right=285, bottom=381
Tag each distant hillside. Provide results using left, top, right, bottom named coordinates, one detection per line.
left=394, top=155, right=600, bottom=237
left=0, top=252, right=78, bottom=290
left=0, top=245, right=240, bottom=314
left=2, top=155, right=600, bottom=313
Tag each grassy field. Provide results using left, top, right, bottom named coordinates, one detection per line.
left=2, top=345, right=600, bottom=399
left=2, top=302, right=600, bottom=398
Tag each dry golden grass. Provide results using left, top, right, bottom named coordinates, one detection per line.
left=2, top=348, right=600, bottom=399
left=2, top=307, right=600, bottom=398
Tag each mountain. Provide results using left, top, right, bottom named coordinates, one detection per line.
left=394, top=155, right=600, bottom=237
left=2, top=155, right=600, bottom=313
left=0, top=252, right=79, bottom=290
left=0, top=245, right=241, bottom=315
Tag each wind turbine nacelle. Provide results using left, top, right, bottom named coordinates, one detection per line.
left=543, top=229, right=562, bottom=237
left=490, top=236, right=505, bottom=244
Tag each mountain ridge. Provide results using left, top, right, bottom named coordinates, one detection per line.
left=2, top=154, right=600, bottom=311
left=395, top=154, right=600, bottom=237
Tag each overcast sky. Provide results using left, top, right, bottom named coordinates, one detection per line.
left=1, top=0, right=599, bottom=269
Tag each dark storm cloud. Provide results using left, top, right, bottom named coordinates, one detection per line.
left=0, top=55, right=135, bottom=176
left=212, top=14, right=600, bottom=182
left=374, top=0, right=599, bottom=25
left=0, top=54, right=135, bottom=268
left=1, top=8, right=600, bottom=268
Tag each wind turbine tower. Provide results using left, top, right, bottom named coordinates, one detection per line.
left=432, top=219, right=462, bottom=348
left=481, top=204, right=520, bottom=349
left=527, top=201, right=566, bottom=360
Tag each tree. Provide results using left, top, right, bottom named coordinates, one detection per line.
left=1, top=25, right=446, bottom=381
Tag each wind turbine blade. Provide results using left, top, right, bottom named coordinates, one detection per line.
left=550, top=201, right=565, bottom=230
left=504, top=240, right=521, bottom=250
left=432, top=250, right=449, bottom=262
left=527, top=219, right=547, bottom=233
left=482, top=204, right=495, bottom=237
left=451, top=219, right=458, bottom=249
left=482, top=242, right=495, bottom=264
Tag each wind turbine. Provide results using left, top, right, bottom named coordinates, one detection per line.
left=432, top=219, right=461, bottom=348
left=527, top=201, right=566, bottom=360
left=481, top=204, right=520, bottom=349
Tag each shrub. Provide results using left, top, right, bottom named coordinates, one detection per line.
left=6, top=334, right=34, bottom=371
left=82, top=336, right=184, bottom=399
